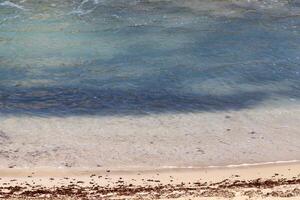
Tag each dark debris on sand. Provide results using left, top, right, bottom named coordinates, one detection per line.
left=0, top=177, right=300, bottom=199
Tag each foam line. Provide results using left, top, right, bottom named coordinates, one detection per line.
left=0, top=1, right=26, bottom=10
left=160, top=160, right=300, bottom=169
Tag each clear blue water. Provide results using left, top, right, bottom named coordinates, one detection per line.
left=0, top=0, right=300, bottom=116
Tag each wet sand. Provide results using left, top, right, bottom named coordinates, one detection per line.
left=0, top=162, right=299, bottom=199
left=0, top=104, right=300, bottom=168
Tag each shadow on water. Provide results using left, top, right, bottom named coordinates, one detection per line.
left=0, top=86, right=270, bottom=116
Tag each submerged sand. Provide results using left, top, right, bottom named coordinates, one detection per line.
left=0, top=104, right=299, bottom=168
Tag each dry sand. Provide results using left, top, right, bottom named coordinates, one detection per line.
left=0, top=162, right=299, bottom=199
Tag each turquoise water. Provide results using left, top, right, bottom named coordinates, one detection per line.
left=0, top=0, right=300, bottom=115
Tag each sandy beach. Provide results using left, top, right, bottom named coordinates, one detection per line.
left=0, top=105, right=300, bottom=199
left=0, top=162, right=299, bottom=199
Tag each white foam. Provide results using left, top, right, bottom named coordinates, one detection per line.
left=69, top=0, right=100, bottom=16
left=69, top=9, right=94, bottom=16
left=0, top=1, right=26, bottom=10
left=0, top=14, right=19, bottom=26
left=160, top=160, right=300, bottom=169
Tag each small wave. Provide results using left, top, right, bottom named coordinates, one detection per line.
left=160, top=160, right=300, bottom=169
left=69, top=0, right=102, bottom=16
left=69, top=9, right=94, bottom=16
left=0, top=1, right=26, bottom=10
left=208, top=160, right=300, bottom=168
left=0, top=14, right=19, bottom=26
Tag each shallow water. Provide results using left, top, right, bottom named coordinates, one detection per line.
left=0, top=0, right=300, bottom=116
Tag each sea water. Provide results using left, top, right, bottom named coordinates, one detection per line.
left=0, top=0, right=300, bottom=116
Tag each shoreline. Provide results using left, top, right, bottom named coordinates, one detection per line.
left=1, top=159, right=300, bottom=173
left=1, top=105, right=300, bottom=199
left=0, top=162, right=299, bottom=199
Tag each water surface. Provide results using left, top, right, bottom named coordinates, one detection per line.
left=0, top=0, right=300, bottom=116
